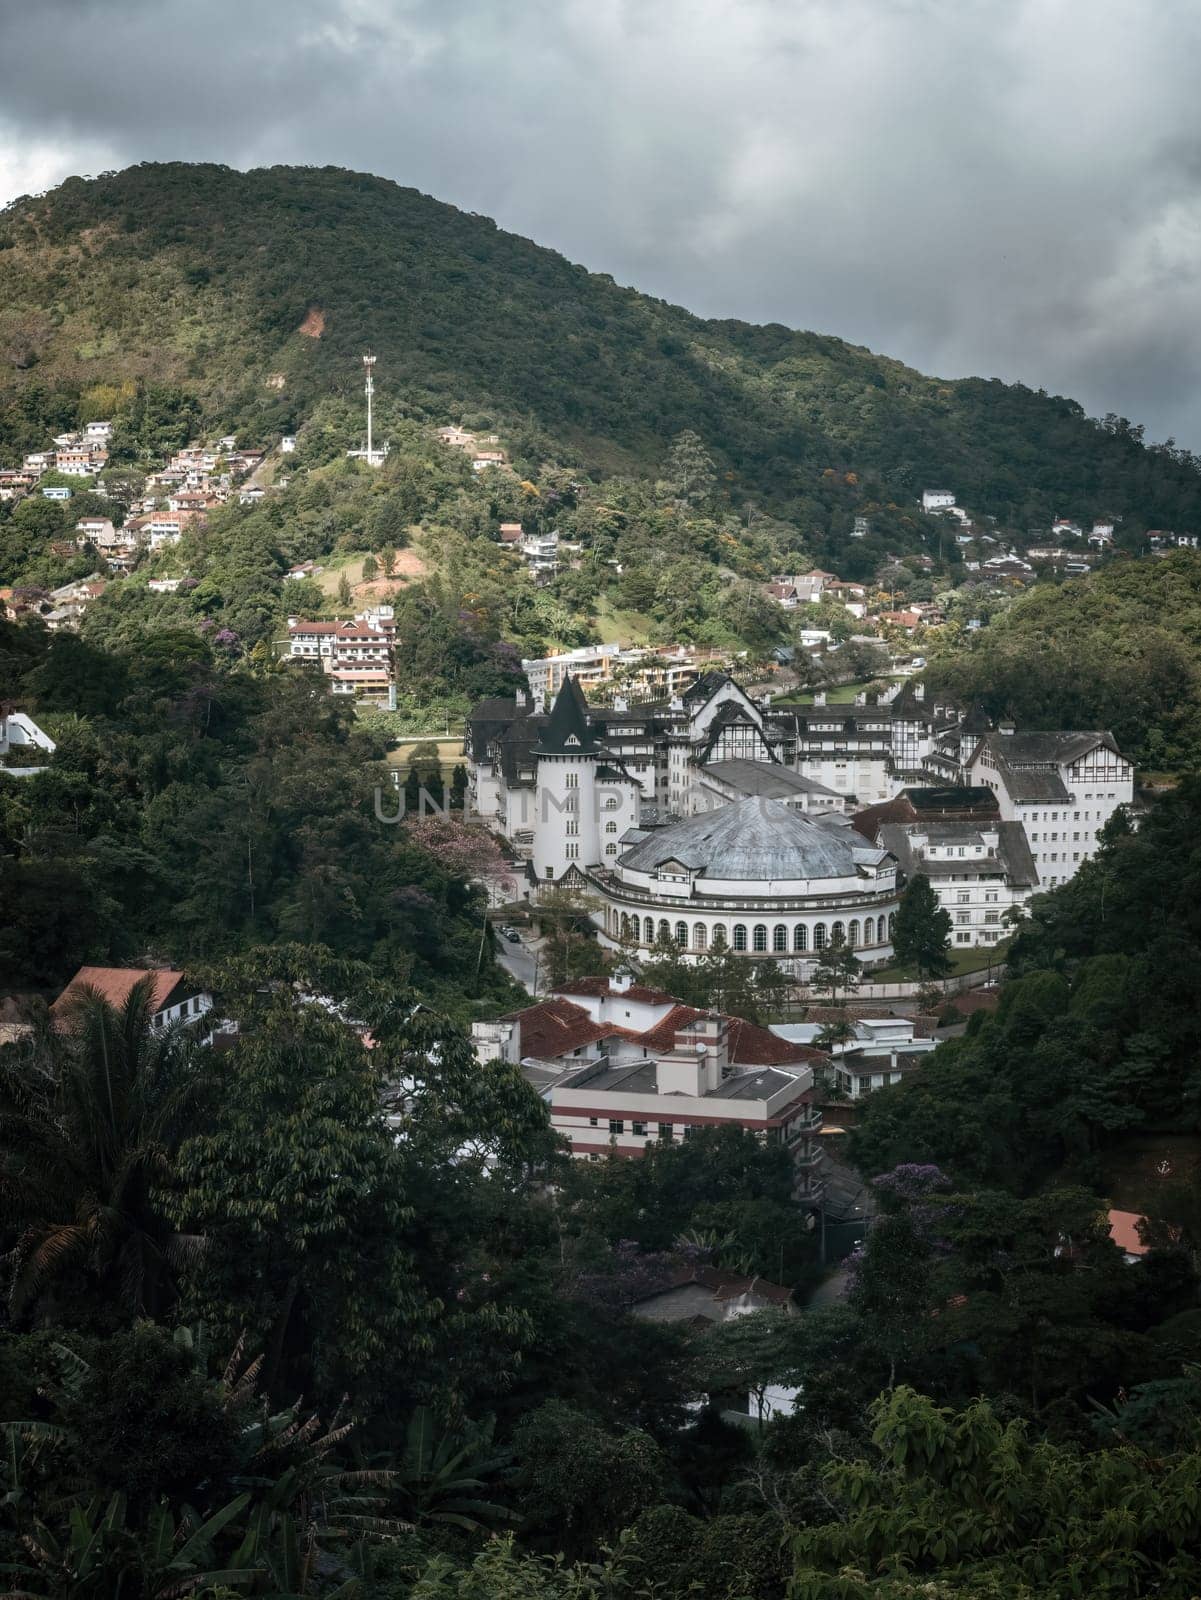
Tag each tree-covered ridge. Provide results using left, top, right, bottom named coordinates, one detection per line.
left=4, top=161, right=1201, bottom=537
left=924, top=550, right=1201, bottom=768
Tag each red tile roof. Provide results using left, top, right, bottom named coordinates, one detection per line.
left=1108, top=1210, right=1149, bottom=1257
left=636, top=1264, right=795, bottom=1308
left=632, top=1005, right=825, bottom=1067
left=501, top=997, right=611, bottom=1060
left=51, top=966, right=185, bottom=1018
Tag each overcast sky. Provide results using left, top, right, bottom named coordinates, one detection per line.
left=3, top=0, right=1201, bottom=445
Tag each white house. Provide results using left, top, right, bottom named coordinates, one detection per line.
left=921, top=490, right=957, bottom=514
left=877, top=817, right=1039, bottom=947
left=51, top=966, right=213, bottom=1033
left=0, top=710, right=56, bottom=774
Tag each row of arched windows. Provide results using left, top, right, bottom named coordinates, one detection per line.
left=614, top=912, right=895, bottom=951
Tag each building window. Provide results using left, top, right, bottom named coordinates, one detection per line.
left=753, top=924, right=768, bottom=952
left=957, top=891, right=970, bottom=904
left=658, top=919, right=671, bottom=945
left=831, top=920, right=845, bottom=945
left=813, top=922, right=827, bottom=950
left=956, top=932, right=971, bottom=944
left=565, top=844, right=578, bottom=860
left=608, top=1119, right=624, bottom=1135
left=566, top=820, right=579, bottom=835
left=848, top=919, right=860, bottom=948
left=565, top=772, right=579, bottom=788
left=694, top=923, right=707, bottom=952
left=675, top=921, right=688, bottom=947
left=956, top=911, right=970, bottom=924
left=733, top=924, right=748, bottom=951
left=588, top=1116, right=598, bottom=1127
left=632, top=1120, right=647, bottom=1136
left=985, top=911, right=1000, bottom=923
left=658, top=1123, right=673, bottom=1141
left=605, top=844, right=617, bottom=856
left=773, top=924, right=788, bottom=952
left=712, top=924, right=727, bottom=948
left=985, top=891, right=998, bottom=904
left=794, top=924, right=808, bottom=952
left=605, top=821, right=618, bottom=833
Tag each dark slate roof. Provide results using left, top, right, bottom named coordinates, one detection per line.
left=984, top=731, right=1120, bottom=766
left=878, top=819, right=1039, bottom=888
left=618, top=797, right=885, bottom=881
left=535, top=676, right=600, bottom=755
left=702, top=759, right=842, bottom=801
left=466, top=695, right=528, bottom=761
left=683, top=670, right=733, bottom=704
left=496, top=717, right=546, bottom=785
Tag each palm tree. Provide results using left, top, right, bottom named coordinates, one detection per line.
left=0, top=976, right=212, bottom=1325
left=393, top=1407, right=513, bottom=1533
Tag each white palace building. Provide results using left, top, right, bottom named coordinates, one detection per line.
left=472, top=675, right=900, bottom=972
left=466, top=672, right=1133, bottom=964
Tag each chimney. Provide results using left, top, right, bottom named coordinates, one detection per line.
left=515, top=686, right=531, bottom=711
left=612, top=968, right=633, bottom=994
left=855, top=692, right=866, bottom=706
left=613, top=694, right=628, bottom=712
left=998, top=719, right=1016, bottom=735
left=654, top=1012, right=728, bottom=1096
left=814, top=691, right=826, bottom=707
left=914, top=682, right=925, bottom=702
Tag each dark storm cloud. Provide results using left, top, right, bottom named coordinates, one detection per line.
left=4, top=0, right=1201, bottom=444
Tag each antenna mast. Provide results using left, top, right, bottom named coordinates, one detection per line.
left=363, top=353, right=376, bottom=463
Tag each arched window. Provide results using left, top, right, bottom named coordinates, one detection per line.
left=753, top=924, right=768, bottom=952
left=605, top=821, right=618, bottom=833
left=888, top=912, right=897, bottom=938
left=848, top=919, right=861, bottom=948
left=794, top=924, right=808, bottom=952
left=620, top=914, right=630, bottom=939
left=831, top=920, right=845, bottom=946
left=605, top=844, right=617, bottom=856
left=773, top=924, right=788, bottom=952
left=813, top=922, right=827, bottom=950
left=733, top=924, right=748, bottom=951
left=658, top=919, right=671, bottom=946
left=675, top=921, right=688, bottom=948
left=643, top=917, right=656, bottom=944
left=877, top=915, right=887, bottom=943
left=693, top=923, right=708, bottom=952
left=711, top=924, right=727, bottom=949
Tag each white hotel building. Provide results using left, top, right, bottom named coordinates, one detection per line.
left=966, top=730, right=1134, bottom=889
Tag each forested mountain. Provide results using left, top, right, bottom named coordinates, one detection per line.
left=3, top=161, right=1201, bottom=536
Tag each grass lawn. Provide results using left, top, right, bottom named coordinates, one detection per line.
left=590, top=596, right=656, bottom=646
left=777, top=676, right=902, bottom=706
left=384, top=737, right=465, bottom=775
left=315, top=546, right=427, bottom=598
left=869, top=939, right=1011, bottom=984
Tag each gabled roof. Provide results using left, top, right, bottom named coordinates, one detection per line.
left=51, top=966, right=189, bottom=1019
left=631, top=1263, right=795, bottom=1310
left=535, top=675, right=600, bottom=755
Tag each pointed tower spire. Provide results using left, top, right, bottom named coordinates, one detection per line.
left=535, top=675, right=599, bottom=754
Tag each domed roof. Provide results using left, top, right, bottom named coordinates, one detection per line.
left=618, top=798, right=873, bottom=882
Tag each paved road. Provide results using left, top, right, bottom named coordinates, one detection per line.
left=495, top=932, right=543, bottom=996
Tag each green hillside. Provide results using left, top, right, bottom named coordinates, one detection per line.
left=3, top=161, right=1201, bottom=536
